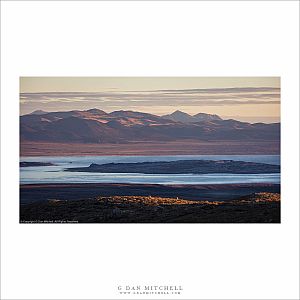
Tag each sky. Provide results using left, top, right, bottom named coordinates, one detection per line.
left=20, top=77, right=280, bottom=123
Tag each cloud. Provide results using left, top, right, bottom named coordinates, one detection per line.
left=149, top=87, right=280, bottom=94
left=20, top=87, right=280, bottom=109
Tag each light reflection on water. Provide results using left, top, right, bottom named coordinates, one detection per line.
left=20, top=155, right=280, bottom=185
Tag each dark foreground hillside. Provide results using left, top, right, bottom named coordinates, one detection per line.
left=20, top=183, right=280, bottom=203
left=20, top=192, right=280, bottom=223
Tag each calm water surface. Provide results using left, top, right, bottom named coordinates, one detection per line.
left=20, top=155, right=280, bottom=185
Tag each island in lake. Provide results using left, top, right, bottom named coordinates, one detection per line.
left=65, top=160, right=280, bottom=174
left=20, top=161, right=56, bottom=167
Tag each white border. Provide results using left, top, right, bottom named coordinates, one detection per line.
left=1, top=1, right=299, bottom=300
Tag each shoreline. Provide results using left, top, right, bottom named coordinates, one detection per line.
left=20, top=141, right=280, bottom=156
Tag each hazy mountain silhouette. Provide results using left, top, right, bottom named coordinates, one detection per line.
left=162, top=110, right=222, bottom=123
left=20, top=109, right=280, bottom=143
left=28, top=110, right=48, bottom=115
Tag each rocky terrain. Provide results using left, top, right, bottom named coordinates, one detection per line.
left=65, top=159, right=280, bottom=174
left=20, top=192, right=280, bottom=223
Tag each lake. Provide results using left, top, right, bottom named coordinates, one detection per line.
left=20, top=155, right=280, bottom=185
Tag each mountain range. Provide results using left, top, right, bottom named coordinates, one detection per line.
left=20, top=109, right=280, bottom=143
